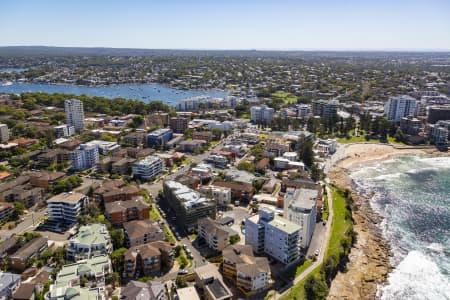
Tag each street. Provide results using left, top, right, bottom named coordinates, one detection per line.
left=0, top=208, right=48, bottom=240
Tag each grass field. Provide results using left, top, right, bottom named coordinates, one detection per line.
left=271, top=91, right=298, bottom=104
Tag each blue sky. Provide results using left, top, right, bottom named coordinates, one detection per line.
left=0, top=0, right=449, bottom=50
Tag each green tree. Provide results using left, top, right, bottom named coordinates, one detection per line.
left=110, top=229, right=125, bottom=249
left=237, top=161, right=255, bottom=173
left=298, top=141, right=314, bottom=168
left=304, top=275, right=329, bottom=300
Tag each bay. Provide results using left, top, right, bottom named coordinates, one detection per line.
left=0, top=83, right=229, bottom=104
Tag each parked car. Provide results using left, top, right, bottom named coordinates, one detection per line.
left=314, top=249, right=320, bottom=256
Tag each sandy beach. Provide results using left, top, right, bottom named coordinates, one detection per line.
left=326, top=143, right=448, bottom=300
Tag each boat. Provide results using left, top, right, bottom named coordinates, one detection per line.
left=0, top=81, right=13, bottom=86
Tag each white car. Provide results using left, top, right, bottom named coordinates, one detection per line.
left=314, top=249, right=320, bottom=256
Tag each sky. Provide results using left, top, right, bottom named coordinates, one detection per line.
left=0, top=0, right=449, bottom=50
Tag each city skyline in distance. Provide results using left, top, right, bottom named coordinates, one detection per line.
left=0, top=0, right=449, bottom=51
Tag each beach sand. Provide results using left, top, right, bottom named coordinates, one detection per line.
left=326, top=144, right=447, bottom=300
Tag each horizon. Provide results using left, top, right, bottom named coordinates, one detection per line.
left=1, top=0, right=449, bottom=51
left=2, top=45, right=450, bottom=53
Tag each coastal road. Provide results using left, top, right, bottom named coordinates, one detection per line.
left=273, top=184, right=335, bottom=299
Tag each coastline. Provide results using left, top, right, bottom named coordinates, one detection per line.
left=326, top=144, right=449, bottom=300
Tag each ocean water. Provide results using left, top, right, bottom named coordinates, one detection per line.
left=351, top=156, right=450, bottom=300
left=0, top=83, right=229, bottom=105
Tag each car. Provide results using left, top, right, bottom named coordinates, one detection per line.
left=314, top=249, right=319, bottom=256
left=322, top=220, right=326, bottom=226
left=178, top=269, right=188, bottom=275
left=183, top=244, right=187, bottom=249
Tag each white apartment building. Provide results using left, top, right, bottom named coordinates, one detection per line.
left=384, top=95, right=418, bottom=122
left=54, top=124, right=75, bottom=138
left=0, top=124, right=9, bottom=143
left=429, top=120, right=450, bottom=145
left=250, top=105, right=275, bottom=124
left=200, top=185, right=231, bottom=206
left=284, top=188, right=318, bottom=249
left=66, top=223, right=113, bottom=261
left=65, top=99, right=85, bottom=131
left=70, top=143, right=99, bottom=171
left=132, top=156, right=165, bottom=180
left=47, top=192, right=88, bottom=224
left=245, top=209, right=301, bottom=264
left=83, top=140, right=120, bottom=155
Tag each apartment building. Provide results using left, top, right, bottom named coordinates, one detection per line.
left=147, top=128, right=173, bottom=148
left=48, top=255, right=111, bottom=300
left=193, top=131, right=213, bottom=142
left=123, top=131, right=147, bottom=147
left=47, top=192, right=88, bottom=225
left=132, top=156, right=165, bottom=180
left=212, top=182, right=254, bottom=202
left=69, top=143, right=99, bottom=171
left=83, top=140, right=120, bottom=155
left=198, top=217, right=230, bottom=252
left=312, top=99, right=339, bottom=118
left=0, top=202, right=13, bottom=223
left=222, top=244, right=271, bottom=296
left=93, top=180, right=140, bottom=203
left=429, top=120, right=450, bottom=145
left=29, top=171, right=65, bottom=190
left=104, top=197, right=150, bottom=225
left=245, top=209, right=301, bottom=264
left=0, top=272, right=21, bottom=300
left=384, top=95, right=417, bottom=122
left=250, top=105, right=274, bottom=124
left=163, top=181, right=216, bottom=232
left=284, top=188, right=318, bottom=249
left=124, top=241, right=174, bottom=278
left=66, top=223, right=113, bottom=261
left=428, top=105, right=450, bottom=124
left=123, top=219, right=164, bottom=247
left=10, top=237, right=49, bottom=272
left=170, top=117, right=188, bottom=134
left=0, top=124, right=9, bottom=143
left=200, top=185, right=231, bottom=206
left=65, top=99, right=85, bottom=131
left=54, top=124, right=75, bottom=138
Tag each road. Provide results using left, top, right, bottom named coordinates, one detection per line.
left=273, top=184, right=335, bottom=299
left=0, top=208, right=48, bottom=240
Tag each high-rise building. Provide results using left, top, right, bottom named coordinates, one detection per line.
left=428, top=105, right=450, bottom=124
left=54, top=124, right=75, bottom=138
left=384, top=95, right=417, bottom=122
left=250, top=105, right=275, bottom=124
left=284, top=188, right=318, bottom=249
left=245, top=209, right=301, bottom=264
left=47, top=192, right=88, bottom=225
left=0, top=124, right=9, bottom=143
left=64, top=99, right=85, bottom=131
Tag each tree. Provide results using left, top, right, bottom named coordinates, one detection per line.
left=311, top=163, right=322, bottom=182
left=110, top=229, right=125, bottom=249
left=394, top=127, right=406, bottom=143
left=304, top=275, right=329, bottom=300
left=211, top=128, right=222, bottom=141
left=13, top=202, right=25, bottom=219
left=237, top=161, right=255, bottom=173
left=176, top=277, right=187, bottom=288
left=229, top=234, right=240, bottom=245
left=106, top=272, right=120, bottom=289
left=298, top=141, right=314, bottom=168
left=111, top=248, right=127, bottom=274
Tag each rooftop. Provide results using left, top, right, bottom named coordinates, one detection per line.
left=47, top=192, right=86, bottom=204
left=69, top=223, right=111, bottom=246
left=287, top=188, right=318, bottom=211
left=177, top=286, right=200, bottom=300
left=104, top=197, right=149, bottom=214
left=164, top=180, right=213, bottom=209
left=267, top=215, right=301, bottom=235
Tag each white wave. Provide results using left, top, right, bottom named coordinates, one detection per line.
left=426, top=242, right=444, bottom=253
left=380, top=251, right=450, bottom=300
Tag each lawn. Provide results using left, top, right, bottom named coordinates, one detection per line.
left=149, top=205, right=162, bottom=221
left=327, top=186, right=353, bottom=259
left=271, top=91, right=298, bottom=104
left=163, top=224, right=176, bottom=243
left=337, top=134, right=408, bottom=146
left=240, top=113, right=250, bottom=119
left=295, top=259, right=313, bottom=276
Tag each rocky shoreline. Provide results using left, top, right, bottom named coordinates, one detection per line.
left=325, top=144, right=448, bottom=300
left=327, top=166, right=392, bottom=300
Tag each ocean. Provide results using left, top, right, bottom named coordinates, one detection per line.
left=351, top=156, right=450, bottom=300
left=0, top=83, right=229, bottom=105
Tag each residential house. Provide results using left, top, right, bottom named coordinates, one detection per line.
left=120, top=280, right=167, bottom=300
